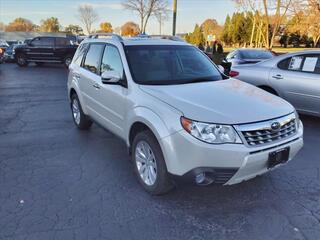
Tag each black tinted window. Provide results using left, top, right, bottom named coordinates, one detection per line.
left=73, top=43, right=88, bottom=66
left=101, top=45, right=124, bottom=78
left=239, top=50, right=273, bottom=59
left=31, top=37, right=54, bottom=46
left=278, top=57, right=291, bottom=70
left=83, top=44, right=104, bottom=74
left=56, top=38, right=70, bottom=46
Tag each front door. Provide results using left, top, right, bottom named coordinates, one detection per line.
left=93, top=44, right=128, bottom=138
left=26, top=37, right=55, bottom=61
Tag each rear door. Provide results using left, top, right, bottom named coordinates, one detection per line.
left=270, top=54, right=320, bottom=115
left=54, top=37, right=70, bottom=61
left=77, top=43, right=105, bottom=118
left=27, top=37, right=55, bottom=61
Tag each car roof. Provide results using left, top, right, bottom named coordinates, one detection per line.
left=82, top=34, right=189, bottom=47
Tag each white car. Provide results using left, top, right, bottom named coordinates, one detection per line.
left=68, top=34, right=303, bottom=195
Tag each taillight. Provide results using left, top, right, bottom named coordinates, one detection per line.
left=229, top=70, right=239, bottom=77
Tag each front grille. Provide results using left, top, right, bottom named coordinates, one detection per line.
left=235, top=113, right=297, bottom=147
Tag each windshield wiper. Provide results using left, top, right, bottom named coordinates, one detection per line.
left=185, top=77, right=215, bottom=84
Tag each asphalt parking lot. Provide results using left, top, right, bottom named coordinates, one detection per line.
left=0, top=63, right=319, bottom=240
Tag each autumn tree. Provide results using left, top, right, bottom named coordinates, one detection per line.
left=122, top=0, right=168, bottom=33
left=0, top=22, right=5, bottom=31
left=65, top=24, right=84, bottom=35
left=185, top=24, right=205, bottom=46
left=40, top=17, right=60, bottom=32
left=99, top=22, right=113, bottom=33
left=77, top=4, right=99, bottom=34
left=288, top=0, right=320, bottom=46
left=201, top=19, right=222, bottom=41
left=121, top=21, right=140, bottom=36
left=5, top=18, right=35, bottom=32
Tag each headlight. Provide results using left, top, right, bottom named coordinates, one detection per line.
left=294, top=110, right=301, bottom=129
left=181, top=117, right=242, bottom=144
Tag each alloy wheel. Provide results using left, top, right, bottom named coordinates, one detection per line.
left=72, top=98, right=81, bottom=125
left=135, top=141, right=157, bottom=186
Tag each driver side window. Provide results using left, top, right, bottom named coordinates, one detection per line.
left=101, top=45, right=124, bottom=79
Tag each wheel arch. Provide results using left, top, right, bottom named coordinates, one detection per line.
left=126, top=107, right=172, bottom=149
left=258, top=85, right=279, bottom=96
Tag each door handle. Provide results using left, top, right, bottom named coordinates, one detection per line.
left=74, top=73, right=80, bottom=80
left=272, top=74, right=283, bottom=80
left=93, top=83, right=100, bottom=89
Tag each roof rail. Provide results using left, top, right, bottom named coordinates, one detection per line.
left=88, top=33, right=123, bottom=42
left=150, top=35, right=185, bottom=42
left=131, top=34, right=184, bottom=42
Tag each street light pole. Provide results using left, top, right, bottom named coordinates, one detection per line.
left=172, top=0, right=177, bottom=36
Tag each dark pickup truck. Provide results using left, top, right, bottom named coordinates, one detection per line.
left=14, top=36, right=78, bottom=67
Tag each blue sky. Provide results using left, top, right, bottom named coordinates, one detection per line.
left=0, top=0, right=236, bottom=34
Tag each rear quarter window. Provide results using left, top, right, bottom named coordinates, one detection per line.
left=73, top=43, right=88, bottom=66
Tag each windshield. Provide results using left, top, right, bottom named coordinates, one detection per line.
left=239, top=50, right=273, bottom=59
left=125, top=45, right=223, bottom=85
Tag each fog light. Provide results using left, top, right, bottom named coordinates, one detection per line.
left=195, top=172, right=214, bottom=186
left=195, top=172, right=206, bottom=184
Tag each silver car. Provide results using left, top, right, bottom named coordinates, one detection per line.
left=231, top=50, right=320, bottom=117
left=68, top=34, right=303, bottom=195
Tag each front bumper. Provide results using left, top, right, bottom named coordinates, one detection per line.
left=160, top=123, right=303, bottom=185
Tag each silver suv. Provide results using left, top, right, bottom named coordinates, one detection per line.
left=68, top=34, right=303, bottom=195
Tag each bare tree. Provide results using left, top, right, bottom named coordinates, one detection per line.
left=77, top=4, right=99, bottom=34
left=122, top=0, right=168, bottom=33
left=155, top=7, right=169, bottom=34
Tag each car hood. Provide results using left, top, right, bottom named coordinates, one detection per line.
left=139, top=79, right=294, bottom=124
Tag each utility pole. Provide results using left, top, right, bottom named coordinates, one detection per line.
left=172, top=0, right=177, bottom=36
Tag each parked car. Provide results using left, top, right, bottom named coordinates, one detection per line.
left=6, top=40, right=23, bottom=46
left=68, top=34, right=303, bottom=195
left=0, top=48, right=4, bottom=64
left=3, top=44, right=20, bottom=63
left=223, top=49, right=275, bottom=74
left=231, top=50, right=320, bottom=117
left=14, top=36, right=78, bottom=67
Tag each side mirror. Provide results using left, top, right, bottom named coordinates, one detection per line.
left=217, top=65, right=225, bottom=73
left=101, top=70, right=121, bottom=84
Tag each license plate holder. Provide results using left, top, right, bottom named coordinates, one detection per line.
left=268, top=147, right=290, bottom=169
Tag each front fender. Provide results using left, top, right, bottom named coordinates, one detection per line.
left=126, top=106, right=175, bottom=146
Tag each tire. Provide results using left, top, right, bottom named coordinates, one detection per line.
left=70, top=93, right=92, bottom=130
left=35, top=62, right=44, bottom=66
left=132, top=130, right=174, bottom=195
left=16, top=54, right=28, bottom=67
left=64, top=55, right=72, bottom=68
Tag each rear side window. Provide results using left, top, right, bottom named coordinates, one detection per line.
left=278, top=54, right=320, bottom=74
left=31, top=37, right=54, bottom=46
left=83, top=44, right=104, bottom=74
left=56, top=38, right=70, bottom=46
left=101, top=45, right=124, bottom=78
left=73, top=43, right=88, bottom=66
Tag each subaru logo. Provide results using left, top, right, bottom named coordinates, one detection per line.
left=271, top=122, right=281, bottom=131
